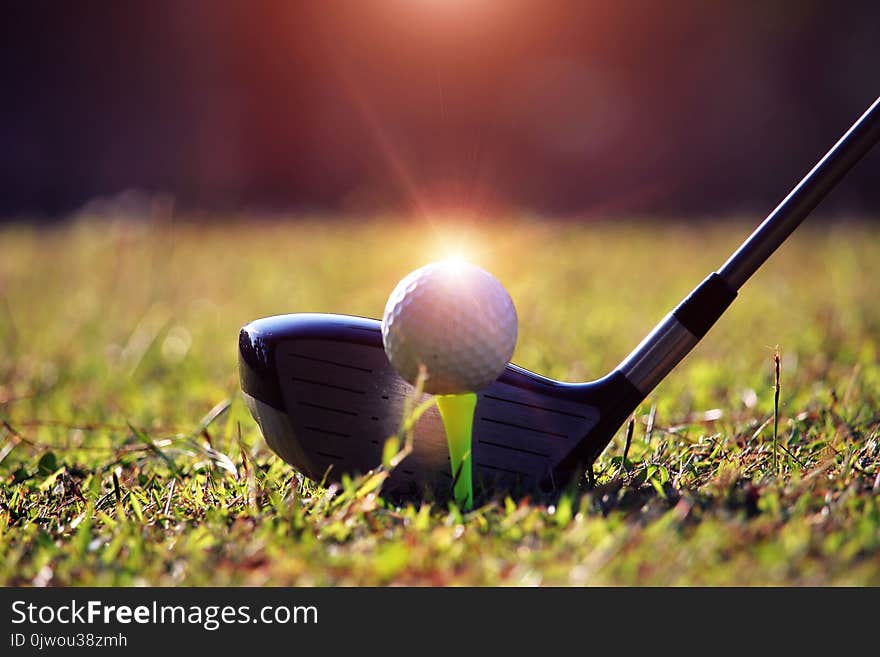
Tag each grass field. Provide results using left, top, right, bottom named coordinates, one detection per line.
left=1, top=216, right=878, bottom=585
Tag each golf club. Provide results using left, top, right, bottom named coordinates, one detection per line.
left=240, top=96, right=880, bottom=498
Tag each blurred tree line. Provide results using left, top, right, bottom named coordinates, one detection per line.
left=2, top=0, right=879, bottom=220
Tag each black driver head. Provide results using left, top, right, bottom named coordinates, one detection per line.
left=239, top=313, right=642, bottom=499
left=239, top=97, right=880, bottom=500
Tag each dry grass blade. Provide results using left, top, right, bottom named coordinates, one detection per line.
left=773, top=350, right=781, bottom=474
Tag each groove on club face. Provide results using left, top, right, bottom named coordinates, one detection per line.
left=239, top=314, right=627, bottom=497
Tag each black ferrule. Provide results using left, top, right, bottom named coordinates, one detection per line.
left=672, top=273, right=737, bottom=338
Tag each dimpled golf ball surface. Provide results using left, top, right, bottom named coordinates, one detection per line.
left=382, top=260, right=517, bottom=395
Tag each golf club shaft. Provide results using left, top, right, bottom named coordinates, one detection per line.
left=617, top=95, right=880, bottom=396
left=719, top=95, right=880, bottom=290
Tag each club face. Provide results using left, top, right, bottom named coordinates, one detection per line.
left=240, top=314, right=638, bottom=498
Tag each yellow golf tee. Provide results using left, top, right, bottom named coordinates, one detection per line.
left=435, top=392, right=477, bottom=510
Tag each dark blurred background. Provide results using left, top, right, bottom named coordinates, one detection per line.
left=2, top=0, right=879, bottom=221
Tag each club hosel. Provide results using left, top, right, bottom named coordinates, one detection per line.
left=616, top=273, right=737, bottom=396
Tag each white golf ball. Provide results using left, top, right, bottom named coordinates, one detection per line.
left=381, top=259, right=518, bottom=395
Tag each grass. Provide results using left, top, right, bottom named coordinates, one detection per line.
left=1, top=215, right=878, bottom=585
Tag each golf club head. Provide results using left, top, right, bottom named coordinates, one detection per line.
left=239, top=98, right=880, bottom=500
left=239, top=313, right=642, bottom=499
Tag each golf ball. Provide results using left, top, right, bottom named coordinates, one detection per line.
left=382, top=259, right=517, bottom=395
